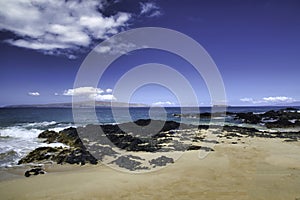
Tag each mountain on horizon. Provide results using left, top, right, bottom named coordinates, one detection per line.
left=3, top=101, right=148, bottom=108
left=275, top=101, right=300, bottom=107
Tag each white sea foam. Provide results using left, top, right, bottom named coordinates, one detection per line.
left=0, top=137, right=41, bottom=167
left=0, top=122, right=74, bottom=167
left=289, top=119, right=297, bottom=123
left=23, top=121, right=57, bottom=128
left=39, top=142, right=69, bottom=148
left=253, top=112, right=266, bottom=115
left=261, top=118, right=277, bottom=123
left=0, top=126, right=41, bottom=139
left=0, top=121, right=74, bottom=139
left=49, top=123, right=75, bottom=132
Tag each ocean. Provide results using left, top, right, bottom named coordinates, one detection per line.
left=0, top=106, right=294, bottom=167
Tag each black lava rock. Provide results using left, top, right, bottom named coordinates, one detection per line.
left=235, top=112, right=261, bottom=124
left=24, top=167, right=45, bottom=177
left=149, top=156, right=174, bottom=167
left=18, top=147, right=60, bottom=164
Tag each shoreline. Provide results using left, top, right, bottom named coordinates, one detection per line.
left=1, top=107, right=300, bottom=199
left=0, top=136, right=300, bottom=199
left=1, top=106, right=300, bottom=168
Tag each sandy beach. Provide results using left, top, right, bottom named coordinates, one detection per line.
left=1, top=136, right=299, bottom=200
left=1, top=0, right=300, bottom=199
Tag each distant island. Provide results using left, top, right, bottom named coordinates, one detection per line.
left=4, top=101, right=300, bottom=108
left=3, top=101, right=148, bottom=108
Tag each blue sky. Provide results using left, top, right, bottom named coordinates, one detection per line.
left=0, top=0, right=300, bottom=106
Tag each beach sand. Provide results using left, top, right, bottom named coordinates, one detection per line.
left=0, top=137, right=300, bottom=200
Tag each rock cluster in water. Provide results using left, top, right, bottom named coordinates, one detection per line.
left=19, top=120, right=198, bottom=168
left=174, top=108, right=300, bottom=128
left=234, top=108, right=300, bottom=128
left=18, top=128, right=97, bottom=165
left=18, top=109, right=300, bottom=174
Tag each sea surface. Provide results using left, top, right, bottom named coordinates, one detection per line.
left=0, top=106, right=295, bottom=167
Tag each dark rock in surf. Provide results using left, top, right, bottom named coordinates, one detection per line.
left=38, top=128, right=84, bottom=148
left=18, top=146, right=97, bottom=165
left=235, top=112, right=261, bottom=124
left=265, top=118, right=294, bottom=128
left=38, top=130, right=59, bottom=142
left=18, top=147, right=60, bottom=164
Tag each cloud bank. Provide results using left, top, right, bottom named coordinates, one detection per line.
left=63, top=87, right=115, bottom=101
left=240, top=96, right=296, bottom=104
left=0, top=0, right=131, bottom=58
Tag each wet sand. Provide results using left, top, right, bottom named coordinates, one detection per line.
left=0, top=136, right=300, bottom=200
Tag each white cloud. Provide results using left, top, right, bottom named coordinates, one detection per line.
left=95, top=94, right=116, bottom=101
left=63, top=87, right=103, bottom=96
left=28, top=92, right=40, bottom=96
left=152, top=101, right=175, bottom=106
left=106, top=88, right=113, bottom=93
left=0, top=0, right=131, bottom=57
left=262, top=96, right=295, bottom=103
left=67, top=54, right=77, bottom=60
left=240, top=98, right=254, bottom=102
left=140, top=2, right=162, bottom=17
left=240, top=96, right=296, bottom=104
left=94, top=38, right=136, bottom=55
left=96, top=46, right=112, bottom=53
left=54, top=93, right=59, bottom=96
left=5, top=39, right=71, bottom=50
left=63, top=87, right=115, bottom=101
